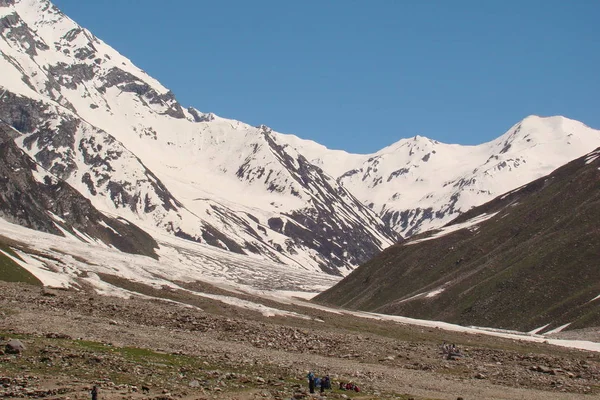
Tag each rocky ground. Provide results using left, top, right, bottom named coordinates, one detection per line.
left=0, top=280, right=599, bottom=400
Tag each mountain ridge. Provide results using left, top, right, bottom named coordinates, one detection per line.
left=295, top=114, right=600, bottom=237
left=1, top=0, right=599, bottom=278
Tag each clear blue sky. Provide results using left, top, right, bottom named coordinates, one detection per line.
left=52, top=0, right=600, bottom=153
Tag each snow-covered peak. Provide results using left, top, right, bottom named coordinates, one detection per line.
left=375, top=134, right=442, bottom=156
left=186, top=107, right=218, bottom=123
left=282, top=113, right=600, bottom=237
left=8, top=0, right=170, bottom=95
left=486, top=115, right=596, bottom=152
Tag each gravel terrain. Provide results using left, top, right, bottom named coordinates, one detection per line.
left=1, top=281, right=599, bottom=400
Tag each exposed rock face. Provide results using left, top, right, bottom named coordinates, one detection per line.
left=255, top=127, right=399, bottom=272
left=0, top=123, right=158, bottom=258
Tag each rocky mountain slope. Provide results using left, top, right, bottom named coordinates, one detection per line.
left=0, top=0, right=397, bottom=275
left=315, top=147, right=600, bottom=332
left=0, top=122, right=158, bottom=258
left=1, top=0, right=599, bottom=278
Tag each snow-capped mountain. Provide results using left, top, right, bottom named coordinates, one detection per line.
left=1, top=0, right=599, bottom=279
left=0, top=0, right=397, bottom=275
left=288, top=115, right=600, bottom=237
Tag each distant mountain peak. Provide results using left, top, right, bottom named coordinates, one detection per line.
left=187, top=107, right=215, bottom=122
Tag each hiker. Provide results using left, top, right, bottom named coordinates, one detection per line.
left=307, top=371, right=315, bottom=394
left=91, top=385, right=98, bottom=400
left=441, top=341, right=450, bottom=354
left=318, top=375, right=330, bottom=393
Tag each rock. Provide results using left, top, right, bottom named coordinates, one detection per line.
left=532, top=365, right=553, bottom=374
left=41, top=289, right=58, bottom=297
left=189, top=380, right=200, bottom=388
left=5, top=339, right=25, bottom=354
left=475, top=372, right=486, bottom=379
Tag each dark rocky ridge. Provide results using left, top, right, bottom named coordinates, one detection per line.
left=0, top=91, right=183, bottom=215
left=257, top=127, right=400, bottom=273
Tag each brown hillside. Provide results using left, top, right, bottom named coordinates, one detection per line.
left=314, top=148, right=600, bottom=333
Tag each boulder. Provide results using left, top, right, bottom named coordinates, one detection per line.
left=6, top=339, right=25, bottom=354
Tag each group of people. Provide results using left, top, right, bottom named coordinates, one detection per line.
left=441, top=341, right=463, bottom=360
left=306, top=372, right=331, bottom=394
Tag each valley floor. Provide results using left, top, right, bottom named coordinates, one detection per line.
left=0, top=281, right=599, bottom=400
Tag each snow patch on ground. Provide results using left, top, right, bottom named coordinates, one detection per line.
left=0, top=217, right=341, bottom=294
left=47, top=212, right=65, bottom=224
left=184, top=290, right=313, bottom=320
left=0, top=248, right=72, bottom=288
left=82, top=272, right=133, bottom=299
left=425, top=288, right=445, bottom=298
left=545, top=323, right=572, bottom=335
left=406, top=212, right=499, bottom=245
left=528, top=324, right=550, bottom=335
left=327, top=309, right=600, bottom=353
left=1, top=217, right=599, bottom=353
left=398, top=292, right=426, bottom=303
left=98, top=220, right=120, bottom=236
left=584, top=150, right=599, bottom=164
